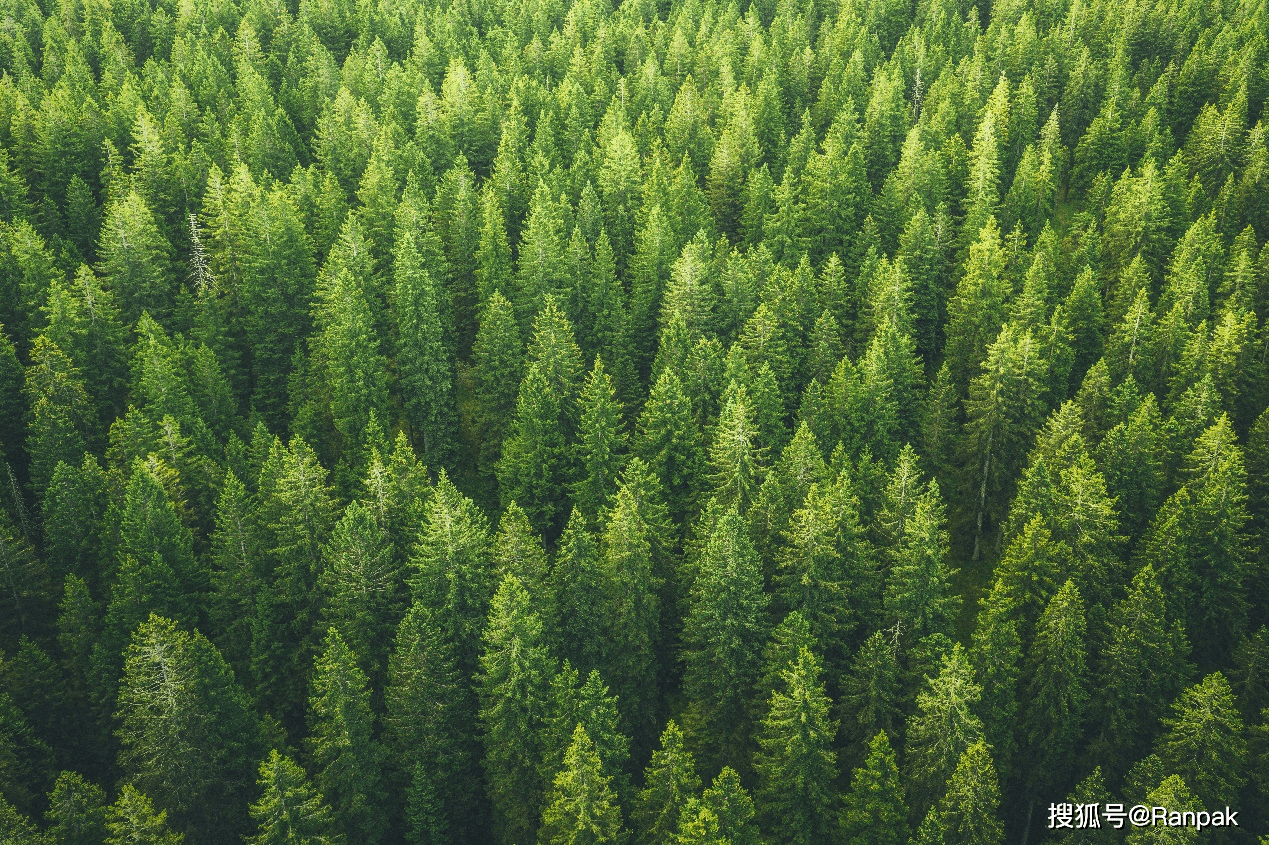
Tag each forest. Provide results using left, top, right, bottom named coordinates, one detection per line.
left=0, top=0, right=1267, bottom=836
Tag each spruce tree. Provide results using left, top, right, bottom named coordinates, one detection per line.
left=104, top=786, right=184, bottom=845
left=905, top=645, right=985, bottom=815
left=306, top=629, right=385, bottom=845
left=633, top=722, right=700, bottom=845
left=394, top=230, right=458, bottom=469
left=574, top=357, right=628, bottom=520
left=44, top=771, right=109, bottom=845
left=840, top=731, right=908, bottom=845
left=473, top=292, right=524, bottom=479
left=246, top=751, right=342, bottom=845
left=115, top=615, right=261, bottom=844
left=538, top=725, right=628, bottom=845
left=753, top=646, right=838, bottom=845
left=479, top=575, right=554, bottom=845
left=937, top=742, right=1004, bottom=845
left=681, top=506, right=769, bottom=771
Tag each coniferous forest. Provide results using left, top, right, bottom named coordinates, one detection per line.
left=1, top=0, right=1269, bottom=836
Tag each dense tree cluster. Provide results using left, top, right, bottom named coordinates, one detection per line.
left=0, top=0, right=1268, bottom=838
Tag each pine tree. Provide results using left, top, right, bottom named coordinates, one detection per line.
left=105, top=785, right=184, bottom=845
left=115, top=615, right=261, bottom=844
left=473, top=292, right=524, bottom=479
left=905, top=645, right=985, bottom=815
left=633, top=722, right=700, bottom=845
left=479, top=574, right=554, bottom=845
left=394, top=230, right=458, bottom=469
left=314, top=267, right=391, bottom=465
left=937, top=742, right=1003, bottom=845
left=538, top=725, right=628, bottom=845
left=307, top=629, right=385, bottom=845
left=574, top=358, right=628, bottom=520
left=753, top=646, right=838, bottom=845
left=45, top=771, right=109, bottom=845
left=246, top=751, right=342, bottom=845
left=840, top=731, right=907, bottom=845
left=962, top=324, right=1049, bottom=561
left=681, top=506, right=769, bottom=771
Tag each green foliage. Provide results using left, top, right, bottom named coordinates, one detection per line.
left=840, top=732, right=907, bottom=845
left=247, top=751, right=342, bottom=845
left=306, top=629, right=385, bottom=845
left=1, top=0, right=1268, bottom=839
left=115, top=615, right=261, bottom=844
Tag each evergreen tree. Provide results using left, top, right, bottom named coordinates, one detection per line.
left=633, top=722, right=700, bottom=845
left=479, top=575, right=554, bottom=845
left=681, top=507, right=769, bottom=770
left=104, top=786, right=184, bottom=845
left=541, top=664, right=631, bottom=809
left=44, top=771, right=109, bottom=845
left=407, top=471, right=494, bottom=687
left=1092, top=563, right=1190, bottom=778
left=24, top=336, right=93, bottom=498
left=394, top=230, right=458, bottom=469
left=318, top=499, right=402, bottom=683
left=98, top=189, right=174, bottom=324
left=115, top=615, right=261, bottom=844
left=597, top=485, right=662, bottom=757
left=753, top=646, right=838, bottom=845
left=1154, top=672, right=1246, bottom=806
left=1022, top=580, right=1088, bottom=796
left=384, top=602, right=475, bottom=845
left=574, top=358, right=627, bottom=520
left=550, top=509, right=607, bottom=675
left=937, top=742, right=1003, bottom=845
left=246, top=751, right=342, bottom=845
left=473, top=293, right=523, bottom=479
left=538, top=725, right=628, bottom=845
left=839, top=632, right=903, bottom=755
left=306, top=629, right=385, bottom=845
left=883, top=479, right=957, bottom=640
left=905, top=645, right=985, bottom=815
left=840, top=731, right=907, bottom=845
left=251, top=438, right=336, bottom=734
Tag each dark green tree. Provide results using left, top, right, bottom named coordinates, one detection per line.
left=246, top=751, right=342, bottom=845
left=840, top=731, right=907, bottom=845
left=479, top=574, right=554, bottom=845
left=115, top=615, right=261, bottom=844
left=306, top=629, right=385, bottom=845
left=753, top=646, right=838, bottom=845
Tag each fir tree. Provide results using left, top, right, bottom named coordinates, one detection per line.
left=753, top=646, right=838, bottom=845
left=840, top=731, right=907, bottom=845
left=246, top=751, right=342, bottom=845
left=306, top=629, right=385, bottom=845
left=633, top=722, right=700, bottom=845
left=479, top=575, right=554, bottom=845
left=538, top=725, right=628, bottom=845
